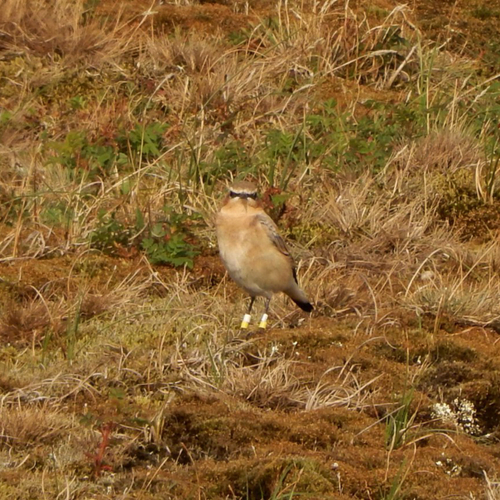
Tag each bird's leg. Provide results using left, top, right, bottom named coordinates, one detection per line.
left=241, top=297, right=255, bottom=329
left=258, top=298, right=271, bottom=329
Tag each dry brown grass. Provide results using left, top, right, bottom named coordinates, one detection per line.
left=173, top=336, right=379, bottom=410
left=0, top=403, right=73, bottom=449
left=485, top=473, right=500, bottom=500
left=0, top=265, right=149, bottom=348
left=0, top=0, right=133, bottom=62
left=0, top=0, right=477, bottom=262
left=294, top=123, right=500, bottom=335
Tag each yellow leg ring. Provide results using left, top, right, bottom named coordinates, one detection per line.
left=241, top=314, right=251, bottom=329
left=258, top=313, right=268, bottom=329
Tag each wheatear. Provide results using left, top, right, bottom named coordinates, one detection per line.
left=216, top=180, right=313, bottom=329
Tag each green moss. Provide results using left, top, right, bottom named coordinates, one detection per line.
left=290, top=222, right=340, bottom=246
left=433, top=169, right=481, bottom=221
left=211, top=457, right=338, bottom=500
left=471, top=6, right=499, bottom=20
left=432, top=341, right=478, bottom=363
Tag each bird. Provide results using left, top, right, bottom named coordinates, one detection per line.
left=216, top=180, right=313, bottom=329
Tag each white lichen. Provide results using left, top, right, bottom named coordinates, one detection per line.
left=435, top=454, right=462, bottom=477
left=431, top=398, right=482, bottom=436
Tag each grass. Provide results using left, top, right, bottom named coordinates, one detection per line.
left=385, top=388, right=416, bottom=450
left=485, top=472, right=500, bottom=500
left=1, top=0, right=500, bottom=498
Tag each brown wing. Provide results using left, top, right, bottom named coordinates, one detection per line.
left=255, top=213, right=298, bottom=281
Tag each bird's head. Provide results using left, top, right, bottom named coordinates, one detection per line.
left=225, top=180, right=259, bottom=208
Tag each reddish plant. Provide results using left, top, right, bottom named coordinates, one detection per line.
left=86, top=422, right=115, bottom=477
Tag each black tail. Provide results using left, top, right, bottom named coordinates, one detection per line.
left=293, top=299, right=313, bottom=312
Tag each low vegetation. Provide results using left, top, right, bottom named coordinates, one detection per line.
left=1, top=0, right=500, bottom=498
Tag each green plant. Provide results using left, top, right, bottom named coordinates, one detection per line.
left=471, top=6, right=497, bottom=20
left=200, top=140, right=254, bottom=186
left=0, top=110, right=12, bottom=126
left=40, top=201, right=73, bottom=228
left=385, top=388, right=415, bottom=450
left=380, top=459, right=409, bottom=500
left=89, top=211, right=132, bottom=254
left=89, top=208, right=200, bottom=268
left=65, top=296, right=82, bottom=362
left=46, top=131, right=118, bottom=180
left=264, top=127, right=306, bottom=189
left=117, top=122, right=168, bottom=161
left=141, top=224, right=199, bottom=269
left=140, top=207, right=201, bottom=268
left=269, top=462, right=303, bottom=500
left=345, top=112, right=399, bottom=173
left=45, top=122, right=168, bottom=184
left=69, top=95, right=87, bottom=110
left=303, top=98, right=418, bottom=175
left=46, top=130, right=88, bottom=172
